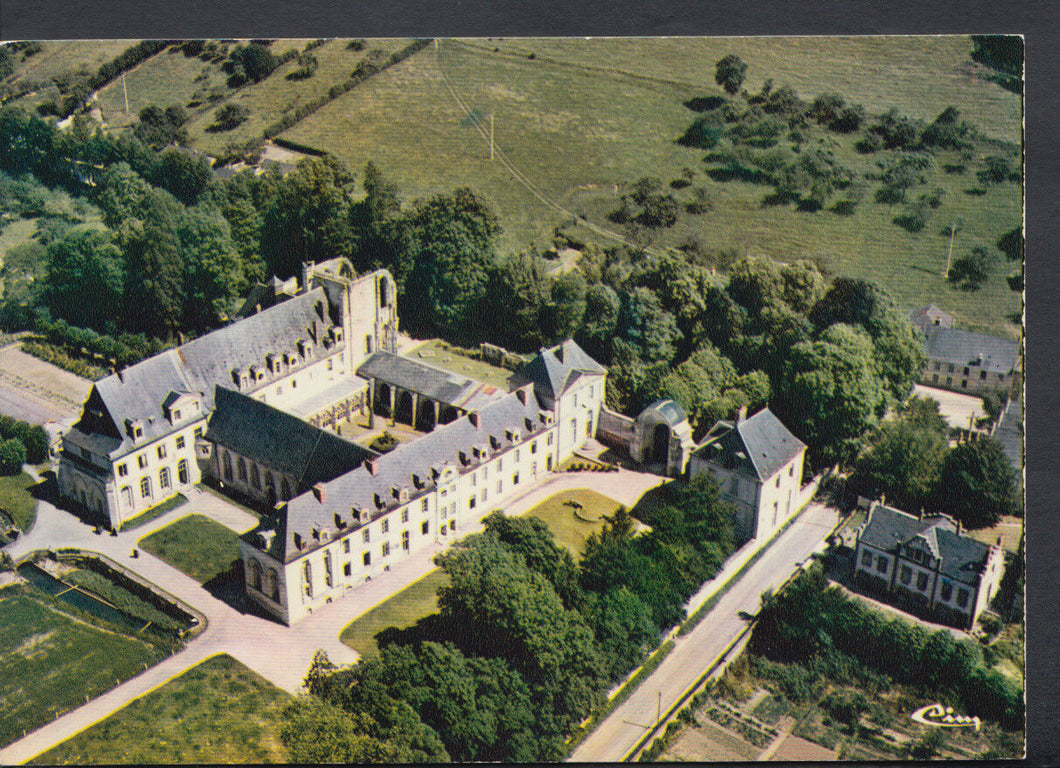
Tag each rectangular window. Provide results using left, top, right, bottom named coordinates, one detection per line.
left=917, top=572, right=928, bottom=591
left=401, top=509, right=408, bottom=523
left=789, top=464, right=794, bottom=477
left=362, top=529, right=370, bottom=544
left=381, top=518, right=389, bottom=534
left=956, top=587, right=969, bottom=608
left=961, top=380, right=968, bottom=389
left=382, top=542, right=390, bottom=557
left=513, top=473, right=519, bottom=486
left=343, top=562, right=351, bottom=577
left=941, top=581, right=952, bottom=601
left=861, top=550, right=873, bottom=567
left=449, top=519, right=456, bottom=532
left=900, top=565, right=912, bottom=584
left=932, top=374, right=939, bottom=383
left=963, top=366, right=970, bottom=376
left=933, top=361, right=941, bottom=371
left=775, top=475, right=780, bottom=488
left=118, top=463, right=128, bottom=477
left=948, top=364, right=955, bottom=373
left=402, top=530, right=410, bottom=550
left=343, top=539, right=350, bottom=554
left=363, top=552, right=371, bottom=566
left=422, top=521, right=429, bottom=535
left=175, top=435, right=185, bottom=450
left=547, top=433, right=554, bottom=446
left=138, top=454, right=148, bottom=469
left=422, top=498, right=429, bottom=513
left=194, top=427, right=203, bottom=439
left=496, top=480, right=502, bottom=494
left=875, top=555, right=888, bottom=574
left=157, top=444, right=167, bottom=460
left=531, top=441, right=537, bottom=454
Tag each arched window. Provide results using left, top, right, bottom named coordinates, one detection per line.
left=248, top=559, right=262, bottom=591
left=222, top=451, right=233, bottom=481
left=268, top=569, right=280, bottom=601
left=237, top=457, right=247, bottom=482
left=140, top=476, right=152, bottom=499
left=324, top=549, right=333, bottom=588
left=250, top=464, right=261, bottom=489
left=159, top=467, right=170, bottom=490
left=302, top=559, right=313, bottom=597
left=177, top=459, right=189, bottom=484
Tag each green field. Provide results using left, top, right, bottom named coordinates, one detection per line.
left=0, top=585, right=172, bottom=748
left=0, top=471, right=38, bottom=532
left=340, top=569, right=448, bottom=659
left=283, top=37, right=1021, bottom=338
left=406, top=338, right=515, bottom=390
left=32, top=654, right=292, bottom=764
left=137, top=514, right=241, bottom=584
left=527, top=488, right=621, bottom=556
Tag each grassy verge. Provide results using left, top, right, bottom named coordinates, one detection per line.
left=118, top=493, right=187, bottom=532
left=527, top=488, right=620, bottom=556
left=0, top=471, right=37, bottom=532
left=0, top=584, right=174, bottom=748
left=339, top=569, right=448, bottom=659
left=564, top=639, right=677, bottom=754
left=31, top=654, right=292, bottom=764
left=137, top=514, right=242, bottom=584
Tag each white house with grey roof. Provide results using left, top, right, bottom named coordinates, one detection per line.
left=853, top=502, right=1006, bottom=629
left=688, top=407, right=811, bottom=543
left=57, top=260, right=397, bottom=529
left=240, top=385, right=562, bottom=624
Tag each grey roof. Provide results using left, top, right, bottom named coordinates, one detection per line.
left=256, top=388, right=553, bottom=563
left=923, top=326, right=1019, bottom=374
left=858, top=503, right=992, bottom=586
left=73, top=288, right=344, bottom=458
left=509, top=339, right=606, bottom=401
left=994, top=398, right=1023, bottom=489
left=207, top=386, right=376, bottom=489
left=908, top=305, right=954, bottom=332
left=637, top=399, right=688, bottom=427
left=693, top=408, right=805, bottom=482
left=357, top=351, right=503, bottom=410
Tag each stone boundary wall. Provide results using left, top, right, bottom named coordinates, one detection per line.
left=597, top=407, right=634, bottom=448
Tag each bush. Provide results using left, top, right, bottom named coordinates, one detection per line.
left=208, top=103, right=250, bottom=132
left=0, top=438, right=26, bottom=475
left=368, top=431, right=399, bottom=454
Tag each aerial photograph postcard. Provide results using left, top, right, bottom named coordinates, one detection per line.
left=0, top=34, right=1023, bottom=763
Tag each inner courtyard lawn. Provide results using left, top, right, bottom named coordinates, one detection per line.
left=31, top=654, right=292, bottom=765
left=0, top=585, right=172, bottom=748
left=527, top=488, right=622, bottom=556
left=340, top=569, right=449, bottom=659
left=405, top=339, right=516, bottom=391
left=137, top=514, right=242, bottom=584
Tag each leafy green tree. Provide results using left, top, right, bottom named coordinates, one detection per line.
left=208, top=103, right=250, bottom=132
left=780, top=259, right=825, bottom=313
left=615, top=287, right=681, bottom=364
left=935, top=436, right=1020, bottom=528
left=545, top=270, right=587, bottom=344
left=576, top=283, right=620, bottom=363
left=715, top=54, right=748, bottom=95
left=949, top=245, right=996, bottom=291
left=178, top=205, right=247, bottom=331
left=588, top=587, right=658, bottom=682
left=120, top=189, right=185, bottom=337
left=726, top=255, right=786, bottom=316
left=149, top=147, right=212, bottom=206
left=42, top=226, right=124, bottom=332
left=0, top=437, right=26, bottom=475
left=132, top=105, right=188, bottom=149
left=776, top=323, right=885, bottom=465
left=482, top=511, right=583, bottom=609
left=95, top=161, right=153, bottom=228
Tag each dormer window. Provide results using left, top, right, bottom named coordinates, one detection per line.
left=506, top=428, right=521, bottom=443
left=333, top=327, right=343, bottom=342
left=412, top=473, right=425, bottom=489
left=125, top=418, right=144, bottom=440
left=490, top=435, right=500, bottom=450
left=297, top=339, right=309, bottom=358
left=334, top=513, right=346, bottom=529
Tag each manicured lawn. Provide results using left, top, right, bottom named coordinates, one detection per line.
left=406, top=339, right=516, bottom=390
left=118, top=493, right=188, bottom=532
left=527, top=488, right=622, bottom=556
left=340, top=569, right=449, bottom=659
left=137, top=514, right=242, bottom=584
left=0, top=471, right=38, bottom=532
left=32, top=654, right=292, bottom=765
left=0, top=585, right=172, bottom=748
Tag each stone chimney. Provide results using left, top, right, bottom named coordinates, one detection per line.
left=736, top=405, right=747, bottom=424
left=312, top=482, right=326, bottom=503
left=469, top=411, right=481, bottom=428
left=367, top=458, right=380, bottom=476
left=516, top=384, right=532, bottom=406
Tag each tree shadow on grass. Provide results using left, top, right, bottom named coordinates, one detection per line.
left=374, top=611, right=465, bottom=653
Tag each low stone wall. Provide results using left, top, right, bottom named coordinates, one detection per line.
left=598, top=407, right=634, bottom=448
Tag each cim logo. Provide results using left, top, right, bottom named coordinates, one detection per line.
left=910, top=703, right=982, bottom=732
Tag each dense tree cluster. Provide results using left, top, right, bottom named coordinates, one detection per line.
left=288, top=479, right=736, bottom=761
left=0, top=414, right=48, bottom=469
left=751, top=566, right=1023, bottom=729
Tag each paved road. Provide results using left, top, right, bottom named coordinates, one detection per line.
left=569, top=502, right=839, bottom=763
left=0, top=465, right=666, bottom=764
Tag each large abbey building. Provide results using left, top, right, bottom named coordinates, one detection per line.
left=57, top=257, right=608, bottom=624
left=57, top=259, right=398, bottom=530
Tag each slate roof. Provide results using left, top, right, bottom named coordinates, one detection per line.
left=923, top=326, right=1020, bottom=374
left=637, top=399, right=688, bottom=427
left=858, top=503, right=992, bottom=586
left=207, top=386, right=376, bottom=489
left=252, top=388, right=554, bottom=563
left=908, top=304, right=954, bottom=332
left=357, top=351, right=502, bottom=411
left=693, top=408, right=805, bottom=482
left=509, top=339, right=606, bottom=401
left=993, top=398, right=1023, bottom=490
left=71, top=288, right=343, bottom=459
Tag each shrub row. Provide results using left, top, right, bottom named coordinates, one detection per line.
left=21, top=340, right=109, bottom=381
left=262, top=39, right=432, bottom=140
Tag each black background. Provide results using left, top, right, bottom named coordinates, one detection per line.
left=1, top=1, right=1055, bottom=764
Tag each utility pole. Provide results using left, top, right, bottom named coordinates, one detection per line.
left=944, top=221, right=957, bottom=278
left=657, top=690, right=661, bottom=723
left=489, top=112, right=495, bottom=160
left=122, top=72, right=129, bottom=114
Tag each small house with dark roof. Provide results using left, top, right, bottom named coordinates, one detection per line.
left=908, top=304, right=955, bottom=333
left=688, top=407, right=809, bottom=543
left=239, top=385, right=560, bottom=624
left=920, top=325, right=1020, bottom=396
left=509, top=339, right=607, bottom=463
left=853, top=502, right=1006, bottom=629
